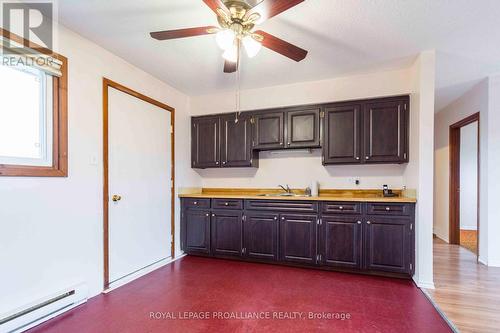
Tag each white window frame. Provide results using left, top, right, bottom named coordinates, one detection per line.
left=0, top=64, right=53, bottom=167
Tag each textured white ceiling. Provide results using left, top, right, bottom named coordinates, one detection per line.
left=58, top=0, right=500, bottom=111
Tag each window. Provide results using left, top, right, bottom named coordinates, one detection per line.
left=0, top=28, right=67, bottom=177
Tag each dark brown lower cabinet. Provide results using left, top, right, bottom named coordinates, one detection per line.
left=321, top=216, right=362, bottom=269
left=210, top=210, right=242, bottom=257
left=243, top=212, right=279, bottom=261
left=181, top=198, right=415, bottom=278
left=364, top=217, right=412, bottom=274
left=184, top=209, right=211, bottom=255
left=280, top=214, right=317, bottom=265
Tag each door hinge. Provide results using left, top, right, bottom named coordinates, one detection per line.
left=410, top=263, right=413, bottom=270
left=404, top=153, right=407, bottom=160
left=410, top=223, right=413, bottom=231
left=320, top=111, right=325, bottom=118
left=404, top=103, right=407, bottom=111
left=242, top=247, right=246, bottom=255
left=316, top=254, right=322, bottom=262
left=242, top=215, right=246, bottom=222
left=316, top=218, right=322, bottom=226
left=250, top=117, right=255, bottom=124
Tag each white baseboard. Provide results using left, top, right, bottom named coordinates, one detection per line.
left=478, top=257, right=488, bottom=266
left=486, top=260, right=500, bottom=267
left=104, top=254, right=187, bottom=293
left=413, top=276, right=435, bottom=289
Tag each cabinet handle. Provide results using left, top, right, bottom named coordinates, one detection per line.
left=385, top=207, right=390, bottom=211
left=225, top=202, right=229, bottom=206
left=365, top=156, right=370, bottom=160
left=193, top=201, right=198, bottom=205
left=339, top=206, right=344, bottom=210
left=356, top=157, right=360, bottom=160
left=280, top=142, right=283, bottom=145
left=281, top=217, right=285, bottom=220
left=216, top=161, right=219, bottom=165
left=366, top=221, right=371, bottom=224
left=222, top=161, right=226, bottom=165
left=357, top=221, right=362, bottom=224
left=274, top=217, right=278, bottom=220
left=287, top=142, right=291, bottom=146
left=205, top=213, right=209, bottom=217
left=212, top=214, right=215, bottom=217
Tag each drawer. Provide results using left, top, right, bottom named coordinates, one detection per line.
left=367, top=203, right=412, bottom=216
left=183, top=198, right=210, bottom=210
left=212, top=199, right=243, bottom=210
left=245, top=200, right=318, bottom=213
left=321, top=202, right=362, bottom=215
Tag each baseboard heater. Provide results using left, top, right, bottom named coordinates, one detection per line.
left=0, top=283, right=88, bottom=333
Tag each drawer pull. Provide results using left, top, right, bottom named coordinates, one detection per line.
left=193, top=201, right=198, bottom=205
left=225, top=202, right=229, bottom=206
left=367, top=221, right=371, bottom=224
left=205, top=213, right=209, bottom=217
left=357, top=221, right=362, bottom=224
left=385, top=207, right=390, bottom=211
left=212, top=214, right=215, bottom=217
left=281, top=217, right=285, bottom=220
left=339, top=206, right=344, bottom=210
left=274, top=217, right=278, bottom=220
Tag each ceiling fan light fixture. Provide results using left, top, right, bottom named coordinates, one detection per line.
left=216, top=29, right=235, bottom=50
left=222, top=43, right=238, bottom=63
left=242, top=35, right=261, bottom=58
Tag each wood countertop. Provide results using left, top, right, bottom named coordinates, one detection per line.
left=179, top=188, right=417, bottom=203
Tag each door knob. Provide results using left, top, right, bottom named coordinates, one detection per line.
left=112, top=195, right=122, bottom=202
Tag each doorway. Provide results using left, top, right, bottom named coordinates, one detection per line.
left=449, top=113, right=479, bottom=256
left=103, top=78, right=175, bottom=289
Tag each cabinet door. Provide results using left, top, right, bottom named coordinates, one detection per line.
left=363, top=99, right=408, bottom=163
left=253, top=112, right=285, bottom=150
left=286, top=108, right=321, bottom=148
left=184, top=209, right=211, bottom=254
left=321, top=216, right=362, bottom=269
left=220, top=113, right=257, bottom=167
left=364, top=217, right=411, bottom=274
left=280, top=214, right=317, bottom=265
left=192, top=116, right=220, bottom=168
left=211, top=210, right=242, bottom=257
left=322, top=104, right=362, bottom=164
left=243, top=212, right=279, bottom=261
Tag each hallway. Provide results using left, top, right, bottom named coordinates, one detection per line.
left=426, top=238, right=500, bottom=332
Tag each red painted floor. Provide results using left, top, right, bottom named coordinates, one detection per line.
left=29, top=256, right=451, bottom=333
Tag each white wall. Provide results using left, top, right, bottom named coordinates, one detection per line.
left=459, top=122, right=478, bottom=231
left=405, top=51, right=436, bottom=289
left=434, top=80, right=488, bottom=263
left=191, top=68, right=413, bottom=190
left=0, top=24, right=200, bottom=314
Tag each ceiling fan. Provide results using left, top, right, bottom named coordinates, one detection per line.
left=150, top=0, right=308, bottom=73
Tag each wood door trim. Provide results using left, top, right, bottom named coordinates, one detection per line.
left=449, top=113, right=480, bottom=254
left=102, top=78, right=175, bottom=290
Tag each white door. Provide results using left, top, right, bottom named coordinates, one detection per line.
left=108, top=87, right=172, bottom=283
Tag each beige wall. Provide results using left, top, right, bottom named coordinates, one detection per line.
left=0, top=24, right=200, bottom=313
left=191, top=68, right=413, bottom=190
left=433, top=80, right=488, bottom=250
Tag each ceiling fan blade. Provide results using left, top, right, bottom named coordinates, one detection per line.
left=203, top=0, right=231, bottom=17
left=255, top=30, right=308, bottom=62
left=150, top=26, right=217, bottom=40
left=246, top=0, right=305, bottom=23
left=223, top=60, right=238, bottom=73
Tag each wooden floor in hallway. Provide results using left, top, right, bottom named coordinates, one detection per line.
left=426, top=238, right=500, bottom=332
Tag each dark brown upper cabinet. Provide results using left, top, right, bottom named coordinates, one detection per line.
left=252, top=111, right=285, bottom=150
left=363, top=98, right=408, bottom=163
left=323, top=95, right=409, bottom=165
left=192, top=116, right=220, bottom=168
left=322, top=103, right=362, bottom=164
left=220, top=113, right=258, bottom=168
left=286, top=108, right=321, bottom=148
left=192, top=113, right=257, bottom=169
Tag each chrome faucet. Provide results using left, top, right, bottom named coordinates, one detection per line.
left=278, top=184, right=292, bottom=194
